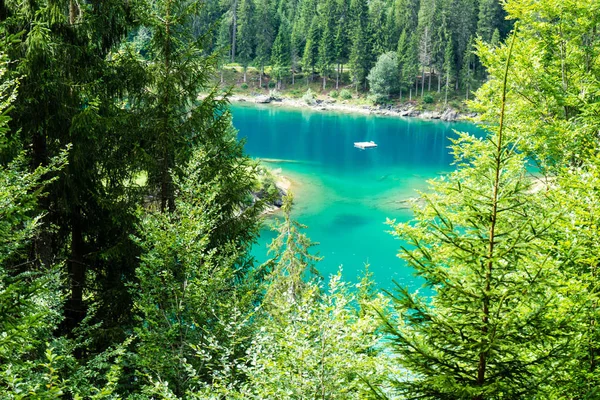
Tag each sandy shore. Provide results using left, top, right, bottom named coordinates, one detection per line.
left=229, top=94, right=473, bottom=122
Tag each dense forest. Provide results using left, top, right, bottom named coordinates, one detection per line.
left=132, top=0, right=510, bottom=100
left=1, top=0, right=600, bottom=398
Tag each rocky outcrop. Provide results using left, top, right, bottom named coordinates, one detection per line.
left=255, top=95, right=272, bottom=103
left=440, top=108, right=460, bottom=121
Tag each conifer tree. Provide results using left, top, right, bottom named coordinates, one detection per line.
left=237, top=0, right=256, bottom=82
left=476, top=0, right=502, bottom=43
left=302, top=16, right=320, bottom=84
left=443, top=34, right=455, bottom=105
left=318, top=0, right=337, bottom=89
left=271, top=17, right=292, bottom=89
left=381, top=29, right=577, bottom=400
left=3, top=0, right=142, bottom=339
left=349, top=0, right=371, bottom=91
left=255, top=0, right=275, bottom=88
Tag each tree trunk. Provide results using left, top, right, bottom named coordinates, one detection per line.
left=322, top=74, right=326, bottom=90
left=445, top=73, right=449, bottom=105
left=336, top=63, right=340, bottom=89
left=231, top=0, right=238, bottom=63
left=409, top=87, right=412, bottom=101
left=428, top=66, right=432, bottom=91
left=421, top=65, right=425, bottom=97
left=259, top=65, right=263, bottom=88
left=437, top=69, right=441, bottom=92
left=64, top=206, right=86, bottom=346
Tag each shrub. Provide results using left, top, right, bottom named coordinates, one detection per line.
left=339, top=89, right=352, bottom=100
left=302, top=88, right=316, bottom=105
left=330, top=90, right=339, bottom=98
left=240, top=83, right=249, bottom=90
left=268, top=81, right=276, bottom=89
left=269, top=89, right=282, bottom=100
left=423, top=94, right=434, bottom=104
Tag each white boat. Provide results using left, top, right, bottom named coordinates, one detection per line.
left=354, top=141, right=377, bottom=149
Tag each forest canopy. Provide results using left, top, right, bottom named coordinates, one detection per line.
left=0, top=0, right=599, bottom=398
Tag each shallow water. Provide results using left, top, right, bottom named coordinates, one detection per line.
left=231, top=103, right=483, bottom=291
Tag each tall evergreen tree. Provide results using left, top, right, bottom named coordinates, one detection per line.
left=237, top=0, right=256, bottom=82
left=382, top=31, right=577, bottom=399
left=255, top=0, right=275, bottom=88
left=443, top=33, right=455, bottom=105
left=302, top=15, right=320, bottom=84
left=3, top=0, right=141, bottom=341
left=271, top=16, right=292, bottom=88
left=349, top=0, right=370, bottom=90
left=318, top=0, right=337, bottom=89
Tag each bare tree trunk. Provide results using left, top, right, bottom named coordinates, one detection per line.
left=437, top=69, right=441, bottom=92
left=428, top=66, right=432, bottom=91
left=322, top=74, right=326, bottom=90
left=409, top=87, right=412, bottom=101
left=259, top=65, right=263, bottom=88
left=243, top=66, right=247, bottom=83
left=231, top=0, right=238, bottom=63
left=421, top=65, right=425, bottom=97
left=336, top=63, right=340, bottom=89
left=445, top=72, right=449, bottom=105
left=69, top=0, right=79, bottom=24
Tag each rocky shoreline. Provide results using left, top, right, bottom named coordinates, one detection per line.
left=230, top=94, right=474, bottom=122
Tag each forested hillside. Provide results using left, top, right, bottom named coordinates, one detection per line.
left=1, top=0, right=600, bottom=398
left=133, top=0, right=510, bottom=99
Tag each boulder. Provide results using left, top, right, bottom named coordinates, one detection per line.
left=255, top=95, right=271, bottom=104
left=440, top=108, right=460, bottom=121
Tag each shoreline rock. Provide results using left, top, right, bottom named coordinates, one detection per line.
left=229, top=94, right=472, bottom=122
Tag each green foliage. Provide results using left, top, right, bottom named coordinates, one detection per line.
left=302, top=88, right=317, bottom=105
left=329, top=89, right=339, bottom=98
left=367, top=51, right=399, bottom=100
left=382, top=29, right=579, bottom=399
left=422, top=93, right=434, bottom=103
left=240, top=272, right=393, bottom=399
left=131, top=147, right=261, bottom=396
left=339, top=88, right=353, bottom=99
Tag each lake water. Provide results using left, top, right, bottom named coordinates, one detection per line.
left=231, top=103, right=483, bottom=291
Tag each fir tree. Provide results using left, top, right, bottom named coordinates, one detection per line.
left=237, top=0, right=256, bottom=82
left=382, top=29, right=578, bottom=399
left=302, top=15, right=320, bottom=84
left=349, top=0, right=370, bottom=91
left=318, top=0, right=337, bottom=89
left=271, top=16, right=292, bottom=89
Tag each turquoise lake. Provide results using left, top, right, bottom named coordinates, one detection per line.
left=231, top=103, right=483, bottom=291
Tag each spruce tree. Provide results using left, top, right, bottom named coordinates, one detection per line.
left=271, top=17, right=292, bottom=89
left=237, top=0, right=256, bottom=83
left=302, top=16, right=320, bottom=84
left=381, top=29, right=577, bottom=400
left=443, top=34, right=455, bottom=105
left=349, top=0, right=370, bottom=91
left=318, top=0, right=337, bottom=89
left=255, top=0, right=275, bottom=88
